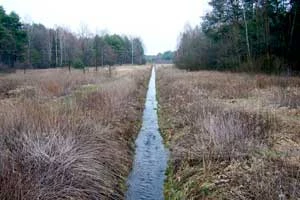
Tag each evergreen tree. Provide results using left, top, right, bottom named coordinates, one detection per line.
left=0, top=6, right=26, bottom=67
left=176, top=0, right=300, bottom=73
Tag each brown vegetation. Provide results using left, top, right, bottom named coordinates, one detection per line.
left=157, top=66, right=300, bottom=199
left=0, top=66, right=150, bottom=199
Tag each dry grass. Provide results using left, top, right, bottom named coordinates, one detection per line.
left=157, top=66, right=300, bottom=199
left=0, top=66, right=150, bottom=199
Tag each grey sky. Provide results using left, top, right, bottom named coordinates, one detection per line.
left=1, top=0, right=211, bottom=55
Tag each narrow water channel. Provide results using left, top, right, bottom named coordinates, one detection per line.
left=126, top=66, right=169, bottom=200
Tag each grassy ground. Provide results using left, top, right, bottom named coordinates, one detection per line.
left=157, top=65, right=300, bottom=199
left=0, top=66, right=150, bottom=199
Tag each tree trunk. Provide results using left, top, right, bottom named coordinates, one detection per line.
left=289, top=3, right=297, bottom=51
left=263, top=0, right=271, bottom=70
left=95, top=58, right=98, bottom=71
left=60, top=32, right=63, bottom=67
left=242, top=0, right=253, bottom=67
left=48, top=30, right=52, bottom=65
left=101, top=48, right=104, bottom=66
left=27, top=28, right=31, bottom=68
left=55, top=30, right=58, bottom=67
left=109, top=65, right=112, bottom=77
left=95, top=41, right=98, bottom=71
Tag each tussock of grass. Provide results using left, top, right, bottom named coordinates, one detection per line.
left=0, top=66, right=150, bottom=199
left=157, top=66, right=300, bottom=199
left=0, top=79, right=20, bottom=98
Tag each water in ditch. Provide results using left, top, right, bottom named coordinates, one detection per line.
left=126, top=66, right=169, bottom=200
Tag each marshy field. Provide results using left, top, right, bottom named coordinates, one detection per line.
left=0, top=64, right=299, bottom=200
left=0, top=66, right=150, bottom=199
left=157, top=65, right=300, bottom=199
left=1, top=0, right=299, bottom=198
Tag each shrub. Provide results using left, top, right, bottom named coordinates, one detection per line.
left=72, top=58, right=85, bottom=69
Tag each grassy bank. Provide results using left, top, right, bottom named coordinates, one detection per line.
left=0, top=66, right=150, bottom=199
left=157, top=65, right=300, bottom=199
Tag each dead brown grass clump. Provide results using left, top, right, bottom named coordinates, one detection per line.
left=270, top=86, right=300, bottom=108
left=0, top=78, right=20, bottom=98
left=0, top=66, right=150, bottom=199
left=157, top=66, right=300, bottom=199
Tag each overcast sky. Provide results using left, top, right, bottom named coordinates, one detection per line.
left=1, top=0, right=211, bottom=55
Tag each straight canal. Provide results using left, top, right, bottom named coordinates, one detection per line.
left=126, top=66, right=169, bottom=200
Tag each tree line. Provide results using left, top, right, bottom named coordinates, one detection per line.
left=0, top=6, right=26, bottom=68
left=175, top=0, right=299, bottom=73
left=145, top=51, right=174, bottom=64
left=0, top=6, right=145, bottom=70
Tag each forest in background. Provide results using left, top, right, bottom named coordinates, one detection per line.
left=175, top=0, right=299, bottom=73
left=145, top=51, right=174, bottom=64
left=0, top=6, right=145, bottom=70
